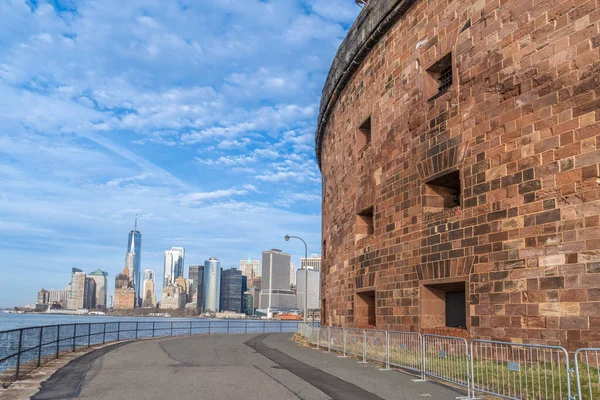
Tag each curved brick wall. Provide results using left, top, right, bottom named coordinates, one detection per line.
left=319, top=0, right=600, bottom=350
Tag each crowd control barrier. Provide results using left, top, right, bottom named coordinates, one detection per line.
left=297, top=324, right=598, bottom=400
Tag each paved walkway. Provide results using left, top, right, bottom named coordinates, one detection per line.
left=27, top=333, right=463, bottom=400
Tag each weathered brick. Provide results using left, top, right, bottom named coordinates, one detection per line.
left=319, top=0, right=600, bottom=348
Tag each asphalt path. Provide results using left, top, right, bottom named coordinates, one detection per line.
left=32, top=333, right=464, bottom=399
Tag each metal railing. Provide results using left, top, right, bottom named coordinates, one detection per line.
left=388, top=331, right=423, bottom=377
left=471, top=340, right=571, bottom=399
left=423, top=334, right=471, bottom=393
left=575, top=348, right=600, bottom=400
left=297, top=324, right=600, bottom=400
left=0, top=320, right=298, bottom=386
left=365, top=329, right=388, bottom=366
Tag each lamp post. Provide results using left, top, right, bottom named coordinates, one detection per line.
left=285, top=235, right=308, bottom=322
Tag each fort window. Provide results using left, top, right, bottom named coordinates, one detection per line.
left=426, top=53, right=453, bottom=101
left=322, top=298, right=327, bottom=325
left=424, top=170, right=461, bottom=209
left=356, top=206, right=375, bottom=237
left=357, top=116, right=371, bottom=149
left=355, top=289, right=376, bottom=327
left=421, top=281, right=467, bottom=329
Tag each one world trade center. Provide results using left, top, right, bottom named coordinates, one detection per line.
left=126, top=215, right=142, bottom=307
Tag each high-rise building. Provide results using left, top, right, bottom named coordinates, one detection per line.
left=196, top=265, right=204, bottom=312
left=243, top=293, right=254, bottom=316
left=296, top=268, right=320, bottom=310
left=289, top=260, right=295, bottom=286
left=37, top=289, right=49, bottom=304
left=247, top=286, right=261, bottom=311
left=220, top=268, right=242, bottom=313
left=114, top=265, right=135, bottom=309
left=126, top=216, right=142, bottom=307
left=84, top=278, right=97, bottom=309
left=164, top=247, right=185, bottom=288
left=88, top=270, right=108, bottom=309
left=260, top=249, right=296, bottom=311
left=175, top=276, right=189, bottom=304
left=301, top=254, right=322, bottom=271
left=239, top=257, right=260, bottom=286
left=142, top=269, right=156, bottom=308
left=160, top=283, right=186, bottom=310
left=66, top=268, right=86, bottom=310
left=189, top=265, right=200, bottom=304
left=47, top=290, right=66, bottom=305
left=203, top=257, right=221, bottom=312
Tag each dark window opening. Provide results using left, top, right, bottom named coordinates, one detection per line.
left=355, top=290, right=376, bottom=328
left=427, top=53, right=453, bottom=100
left=357, top=116, right=371, bottom=149
left=445, top=290, right=466, bottom=328
left=357, top=206, right=374, bottom=236
left=421, top=281, right=467, bottom=329
left=321, top=298, right=327, bottom=325
left=424, top=170, right=461, bottom=208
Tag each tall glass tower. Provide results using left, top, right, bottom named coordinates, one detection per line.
left=126, top=215, right=142, bottom=307
left=203, top=257, right=221, bottom=312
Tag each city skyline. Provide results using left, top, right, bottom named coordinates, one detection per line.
left=0, top=1, right=356, bottom=308
left=19, top=217, right=320, bottom=308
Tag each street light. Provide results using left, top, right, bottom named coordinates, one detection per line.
left=285, top=235, right=308, bottom=323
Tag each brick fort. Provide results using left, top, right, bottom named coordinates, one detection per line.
left=317, top=0, right=600, bottom=350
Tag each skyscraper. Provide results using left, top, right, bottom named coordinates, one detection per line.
left=260, top=249, right=296, bottom=311
left=239, top=257, right=260, bottom=286
left=164, top=247, right=185, bottom=287
left=126, top=216, right=142, bottom=307
left=203, top=257, right=221, bottom=312
left=301, top=254, right=322, bottom=270
left=289, top=260, right=295, bottom=286
left=88, top=270, right=108, bottom=309
left=84, top=277, right=97, bottom=309
left=189, top=265, right=200, bottom=304
left=220, top=268, right=242, bottom=313
left=37, top=289, right=49, bottom=305
left=65, top=268, right=86, bottom=310
left=195, top=265, right=205, bottom=311
left=114, top=264, right=135, bottom=309
left=142, top=269, right=156, bottom=308
left=296, top=268, right=320, bottom=310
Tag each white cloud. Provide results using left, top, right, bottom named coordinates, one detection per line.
left=177, top=188, right=251, bottom=206
left=0, top=0, right=358, bottom=306
left=218, top=138, right=251, bottom=149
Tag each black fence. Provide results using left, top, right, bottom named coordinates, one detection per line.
left=0, top=320, right=299, bottom=386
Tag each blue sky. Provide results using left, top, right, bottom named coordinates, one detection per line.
left=0, top=0, right=360, bottom=307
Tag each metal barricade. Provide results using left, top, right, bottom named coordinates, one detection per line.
left=471, top=339, right=571, bottom=400
left=307, top=325, right=319, bottom=346
left=388, top=331, right=423, bottom=377
left=344, top=328, right=365, bottom=360
left=423, top=334, right=471, bottom=394
left=365, top=330, right=388, bottom=366
left=298, top=323, right=307, bottom=338
left=575, top=348, right=600, bottom=400
left=329, top=327, right=344, bottom=353
left=318, top=326, right=330, bottom=350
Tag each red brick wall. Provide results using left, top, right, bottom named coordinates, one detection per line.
left=320, top=0, right=600, bottom=350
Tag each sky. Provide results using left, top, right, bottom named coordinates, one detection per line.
left=0, top=0, right=360, bottom=307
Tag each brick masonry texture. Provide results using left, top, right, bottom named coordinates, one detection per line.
left=318, top=0, right=600, bottom=350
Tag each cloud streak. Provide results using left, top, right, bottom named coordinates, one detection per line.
left=0, top=0, right=359, bottom=307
